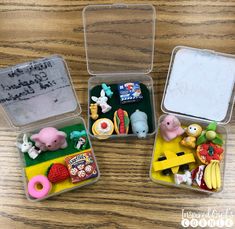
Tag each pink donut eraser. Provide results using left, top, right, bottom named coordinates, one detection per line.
left=28, top=175, right=51, bottom=199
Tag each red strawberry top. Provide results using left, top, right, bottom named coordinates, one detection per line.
left=101, top=122, right=108, bottom=129
left=46, top=163, right=70, bottom=183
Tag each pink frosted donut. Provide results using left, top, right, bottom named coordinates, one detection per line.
left=28, top=175, right=51, bottom=199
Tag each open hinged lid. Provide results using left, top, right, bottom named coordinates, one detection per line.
left=0, top=55, right=81, bottom=131
left=83, top=4, right=156, bottom=75
left=162, top=46, right=235, bottom=124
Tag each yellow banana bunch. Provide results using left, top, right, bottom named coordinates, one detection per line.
left=204, top=160, right=221, bottom=190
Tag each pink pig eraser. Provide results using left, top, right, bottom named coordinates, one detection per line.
left=160, top=115, right=185, bottom=142
left=31, top=127, right=67, bottom=151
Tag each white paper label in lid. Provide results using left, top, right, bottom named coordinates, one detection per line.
left=0, top=56, right=78, bottom=127
left=163, top=48, right=235, bottom=122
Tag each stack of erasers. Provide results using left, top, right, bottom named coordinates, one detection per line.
left=90, top=82, right=149, bottom=139
left=18, top=127, right=98, bottom=199
left=152, top=115, right=224, bottom=192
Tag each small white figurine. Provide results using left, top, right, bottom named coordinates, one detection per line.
left=174, top=171, right=192, bottom=186
left=91, top=89, right=112, bottom=113
left=130, top=109, right=149, bottom=138
left=17, top=134, right=42, bottom=159
left=75, top=137, right=86, bottom=150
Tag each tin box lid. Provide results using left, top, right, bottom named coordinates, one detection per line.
left=83, top=4, right=156, bottom=76
left=161, top=46, right=235, bottom=124
left=0, top=55, right=81, bottom=131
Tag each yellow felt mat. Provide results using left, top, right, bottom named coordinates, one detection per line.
left=25, top=149, right=98, bottom=195
left=150, top=130, right=199, bottom=184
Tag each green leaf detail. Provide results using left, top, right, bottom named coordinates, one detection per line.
left=124, top=116, right=130, bottom=127
left=206, top=121, right=217, bottom=131
left=212, top=136, right=223, bottom=146
left=196, top=134, right=207, bottom=145
left=46, top=163, right=54, bottom=176
left=116, top=115, right=120, bottom=127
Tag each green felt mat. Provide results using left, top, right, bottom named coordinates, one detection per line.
left=89, top=83, right=154, bottom=135
left=24, top=124, right=90, bottom=167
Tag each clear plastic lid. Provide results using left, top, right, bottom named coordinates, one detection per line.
left=162, top=46, right=235, bottom=124
left=0, top=55, right=80, bottom=131
left=83, top=4, right=156, bottom=75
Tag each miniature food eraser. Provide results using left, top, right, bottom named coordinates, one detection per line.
left=65, top=151, right=98, bottom=183
left=113, top=108, right=129, bottom=134
left=160, top=115, right=184, bottom=142
left=118, top=82, right=143, bottom=104
left=28, top=175, right=52, bottom=199
left=92, top=118, right=114, bottom=138
left=46, top=163, right=70, bottom=183
left=203, top=160, right=221, bottom=190
left=197, top=121, right=223, bottom=146
left=30, top=127, right=67, bottom=151
left=196, top=143, right=223, bottom=165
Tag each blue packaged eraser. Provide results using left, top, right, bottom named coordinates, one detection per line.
left=118, top=82, right=143, bottom=104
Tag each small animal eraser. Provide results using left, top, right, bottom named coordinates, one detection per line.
left=17, top=134, right=41, bottom=159
left=130, top=109, right=148, bottom=138
left=118, top=82, right=143, bottom=104
left=91, top=89, right=112, bottom=113
left=160, top=115, right=185, bottom=142
left=30, top=127, right=67, bottom=151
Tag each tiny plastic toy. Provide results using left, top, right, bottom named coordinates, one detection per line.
left=197, top=121, right=223, bottom=146
left=70, top=130, right=88, bottom=150
left=113, top=108, right=130, bottom=135
left=130, top=109, right=148, bottom=138
left=92, top=118, right=114, bottom=138
left=65, top=151, right=98, bottom=183
left=118, top=82, right=143, bottom=104
left=90, top=103, right=99, bottom=120
left=196, top=142, right=223, bottom=165
left=191, top=165, right=209, bottom=190
left=181, top=124, right=202, bottom=148
left=31, top=127, right=68, bottom=151
left=75, top=136, right=87, bottom=150
left=153, top=151, right=195, bottom=175
left=27, top=175, right=52, bottom=199
left=174, top=170, right=192, bottom=186
left=70, top=130, right=86, bottom=140
left=102, top=83, right=113, bottom=98
left=203, top=160, right=221, bottom=190
left=160, top=115, right=185, bottom=142
left=46, top=163, right=70, bottom=183
left=17, top=134, right=41, bottom=159
left=91, top=89, right=112, bottom=113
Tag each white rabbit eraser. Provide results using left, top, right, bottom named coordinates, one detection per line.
left=17, top=134, right=41, bottom=160
left=91, top=89, right=112, bottom=113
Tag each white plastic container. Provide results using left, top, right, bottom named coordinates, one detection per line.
left=150, top=46, right=235, bottom=194
left=83, top=4, right=157, bottom=139
left=0, top=55, right=100, bottom=201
